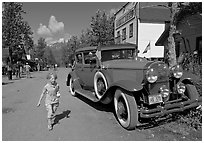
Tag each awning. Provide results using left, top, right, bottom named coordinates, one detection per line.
left=155, top=27, right=170, bottom=46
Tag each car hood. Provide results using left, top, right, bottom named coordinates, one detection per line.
left=102, top=58, right=153, bottom=70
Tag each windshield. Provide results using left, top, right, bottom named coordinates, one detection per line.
left=101, top=49, right=135, bottom=62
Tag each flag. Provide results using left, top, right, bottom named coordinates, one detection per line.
left=143, top=42, right=151, bottom=54
left=96, top=46, right=101, bottom=60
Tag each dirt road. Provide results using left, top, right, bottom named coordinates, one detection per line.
left=2, top=68, right=201, bottom=141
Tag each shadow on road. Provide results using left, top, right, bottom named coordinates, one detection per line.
left=2, top=107, right=16, bottom=114
left=2, top=81, right=14, bottom=85
left=75, top=94, right=114, bottom=113
left=53, top=110, right=71, bottom=126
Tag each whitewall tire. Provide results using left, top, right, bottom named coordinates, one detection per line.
left=69, top=77, right=76, bottom=96
left=114, top=88, right=138, bottom=130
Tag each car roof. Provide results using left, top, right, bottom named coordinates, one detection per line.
left=75, top=43, right=136, bottom=53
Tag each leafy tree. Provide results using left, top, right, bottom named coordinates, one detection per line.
left=61, top=44, right=70, bottom=66
left=80, top=28, right=95, bottom=47
left=2, top=2, right=33, bottom=63
left=163, top=2, right=202, bottom=68
left=90, top=10, right=115, bottom=46
left=35, top=37, right=47, bottom=60
left=44, top=47, right=56, bottom=65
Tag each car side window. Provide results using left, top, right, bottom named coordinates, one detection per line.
left=76, top=53, right=83, bottom=64
left=84, top=51, right=96, bottom=65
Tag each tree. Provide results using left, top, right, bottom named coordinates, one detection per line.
left=35, top=37, right=46, bottom=59
left=166, top=2, right=178, bottom=68
left=44, top=47, right=56, bottom=65
left=164, top=2, right=202, bottom=68
left=61, top=43, right=74, bottom=66
left=2, top=2, right=33, bottom=63
left=90, top=10, right=115, bottom=46
left=80, top=28, right=95, bottom=47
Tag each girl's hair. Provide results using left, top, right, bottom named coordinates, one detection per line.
left=46, top=71, right=57, bottom=80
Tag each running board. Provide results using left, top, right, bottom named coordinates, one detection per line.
left=76, top=88, right=99, bottom=102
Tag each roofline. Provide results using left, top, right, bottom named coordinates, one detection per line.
left=114, top=2, right=129, bottom=16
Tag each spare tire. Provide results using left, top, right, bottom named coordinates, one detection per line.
left=94, top=71, right=108, bottom=99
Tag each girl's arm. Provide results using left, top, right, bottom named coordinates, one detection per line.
left=37, top=85, right=47, bottom=107
left=56, top=84, right=60, bottom=97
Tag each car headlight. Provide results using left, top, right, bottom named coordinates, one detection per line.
left=160, top=85, right=170, bottom=98
left=146, top=68, right=158, bottom=83
left=171, top=65, right=183, bottom=78
left=177, top=82, right=186, bottom=94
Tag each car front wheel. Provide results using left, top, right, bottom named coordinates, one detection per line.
left=114, top=88, right=138, bottom=130
left=69, top=77, right=76, bottom=96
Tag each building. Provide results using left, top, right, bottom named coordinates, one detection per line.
left=114, top=2, right=170, bottom=58
left=156, top=13, right=202, bottom=64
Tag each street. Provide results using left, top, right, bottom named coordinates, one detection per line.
left=2, top=68, right=201, bottom=141
left=2, top=68, right=156, bottom=141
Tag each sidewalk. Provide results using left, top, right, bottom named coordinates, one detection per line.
left=2, top=71, right=37, bottom=85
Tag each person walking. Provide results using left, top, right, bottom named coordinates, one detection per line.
left=25, top=63, right=31, bottom=78
left=37, top=72, right=61, bottom=131
left=37, top=63, right=40, bottom=72
left=7, top=62, right=12, bottom=80
left=15, top=61, right=20, bottom=78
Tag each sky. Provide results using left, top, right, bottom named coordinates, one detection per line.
left=21, top=2, right=125, bottom=45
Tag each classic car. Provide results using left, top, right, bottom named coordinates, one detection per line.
left=66, top=43, right=202, bottom=130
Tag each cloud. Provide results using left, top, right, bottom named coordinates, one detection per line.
left=37, top=23, right=52, bottom=36
left=48, top=15, right=64, bottom=33
left=36, top=15, right=71, bottom=45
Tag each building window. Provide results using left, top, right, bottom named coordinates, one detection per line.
left=122, top=28, right=126, bottom=40
left=115, top=31, right=121, bottom=44
left=116, top=9, right=135, bottom=29
left=117, top=31, right=120, bottom=38
left=129, top=23, right=133, bottom=38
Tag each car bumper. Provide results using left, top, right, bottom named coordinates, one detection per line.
left=140, top=97, right=202, bottom=118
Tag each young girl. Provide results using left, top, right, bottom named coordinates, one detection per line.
left=37, top=72, right=60, bottom=131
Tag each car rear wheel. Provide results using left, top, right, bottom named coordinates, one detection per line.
left=69, top=77, right=76, bottom=96
left=114, top=88, right=138, bottom=130
left=94, top=71, right=108, bottom=100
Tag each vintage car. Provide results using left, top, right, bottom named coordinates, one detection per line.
left=66, top=43, right=202, bottom=130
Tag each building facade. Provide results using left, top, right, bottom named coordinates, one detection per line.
left=114, top=2, right=170, bottom=58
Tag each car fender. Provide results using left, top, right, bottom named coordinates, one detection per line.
left=66, top=71, right=78, bottom=86
left=99, top=70, right=113, bottom=86
left=100, top=80, right=143, bottom=104
left=180, top=78, right=194, bottom=85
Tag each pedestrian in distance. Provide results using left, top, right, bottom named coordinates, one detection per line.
left=15, top=61, right=20, bottom=78
left=25, top=63, right=31, bottom=78
left=37, top=71, right=61, bottom=131
left=7, top=62, right=12, bottom=80
left=37, top=63, right=40, bottom=72
left=54, top=64, right=57, bottom=71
